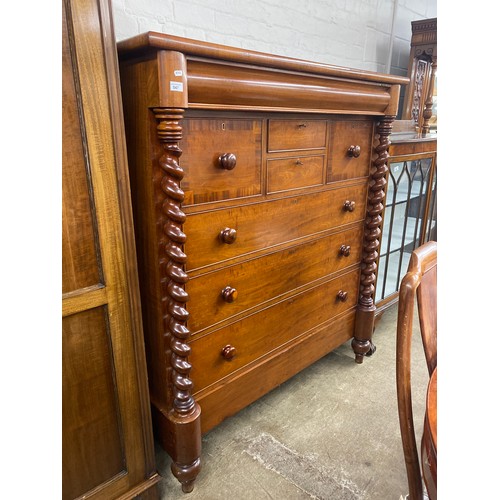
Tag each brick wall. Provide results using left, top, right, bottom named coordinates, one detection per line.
left=111, top=0, right=436, bottom=77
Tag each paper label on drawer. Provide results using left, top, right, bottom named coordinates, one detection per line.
left=170, top=81, right=183, bottom=92
left=173, top=70, right=183, bottom=77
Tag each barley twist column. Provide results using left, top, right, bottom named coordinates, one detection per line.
left=352, top=115, right=395, bottom=363
left=154, top=107, right=201, bottom=493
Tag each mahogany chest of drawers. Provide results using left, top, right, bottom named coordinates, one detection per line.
left=117, top=32, right=407, bottom=492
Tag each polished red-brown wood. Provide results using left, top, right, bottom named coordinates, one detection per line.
left=62, top=0, right=158, bottom=498
left=186, top=225, right=363, bottom=333
left=118, top=31, right=409, bottom=86
left=267, top=155, right=325, bottom=193
left=195, top=310, right=356, bottom=433
left=267, top=119, right=327, bottom=151
left=396, top=241, right=437, bottom=500
left=180, top=118, right=263, bottom=205
left=422, top=367, right=437, bottom=500
left=152, top=107, right=202, bottom=493
left=118, top=32, right=406, bottom=491
left=189, top=268, right=360, bottom=392
left=184, top=184, right=367, bottom=271
left=352, top=115, right=395, bottom=362
left=327, top=120, right=374, bottom=183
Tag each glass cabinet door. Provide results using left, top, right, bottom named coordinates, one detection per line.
left=375, top=154, right=437, bottom=304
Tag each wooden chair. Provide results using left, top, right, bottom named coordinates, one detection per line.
left=396, top=241, right=437, bottom=499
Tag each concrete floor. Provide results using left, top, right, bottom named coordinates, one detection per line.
left=154, top=303, right=428, bottom=499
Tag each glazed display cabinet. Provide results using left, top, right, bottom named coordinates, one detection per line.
left=375, top=131, right=437, bottom=311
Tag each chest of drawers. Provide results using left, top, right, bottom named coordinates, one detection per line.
left=118, top=32, right=407, bottom=492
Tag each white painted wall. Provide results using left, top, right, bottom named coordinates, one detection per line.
left=111, top=0, right=436, bottom=78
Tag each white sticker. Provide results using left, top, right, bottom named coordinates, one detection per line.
left=170, top=81, right=183, bottom=92
left=174, top=70, right=183, bottom=77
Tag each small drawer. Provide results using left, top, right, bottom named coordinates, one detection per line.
left=267, top=155, right=324, bottom=193
left=188, top=268, right=360, bottom=392
left=268, top=119, right=327, bottom=152
left=187, top=224, right=364, bottom=333
left=179, top=118, right=263, bottom=205
left=327, top=120, right=373, bottom=183
left=184, top=183, right=367, bottom=271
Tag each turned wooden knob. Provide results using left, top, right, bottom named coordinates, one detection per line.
left=339, top=244, right=351, bottom=257
left=221, top=344, right=236, bottom=360
left=347, top=145, right=361, bottom=158
left=219, top=227, right=237, bottom=244
left=337, top=290, right=348, bottom=302
left=218, top=153, right=237, bottom=170
left=221, top=286, right=238, bottom=303
left=343, top=200, right=356, bottom=212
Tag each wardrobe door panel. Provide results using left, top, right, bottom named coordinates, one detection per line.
left=62, top=0, right=158, bottom=498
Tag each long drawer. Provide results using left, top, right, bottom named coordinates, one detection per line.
left=195, top=310, right=356, bottom=433
left=187, top=224, right=363, bottom=333
left=188, top=267, right=360, bottom=393
left=184, top=183, right=367, bottom=271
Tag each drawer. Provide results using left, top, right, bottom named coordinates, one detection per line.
left=267, top=155, right=325, bottom=193
left=189, top=267, right=360, bottom=392
left=187, top=224, right=364, bottom=333
left=184, top=183, right=367, bottom=271
left=179, top=118, right=263, bottom=205
left=195, top=310, right=355, bottom=433
left=327, top=120, right=373, bottom=182
left=268, top=119, right=327, bottom=152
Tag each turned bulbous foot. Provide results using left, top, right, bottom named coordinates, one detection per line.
left=352, top=338, right=375, bottom=363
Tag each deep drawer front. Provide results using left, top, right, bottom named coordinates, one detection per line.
left=179, top=118, right=263, bottom=205
left=327, top=120, right=373, bottom=182
left=187, top=224, right=364, bottom=333
left=268, top=119, right=327, bottom=152
left=189, top=268, right=360, bottom=392
left=195, top=311, right=356, bottom=433
left=267, top=155, right=325, bottom=193
left=184, top=183, right=367, bottom=271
